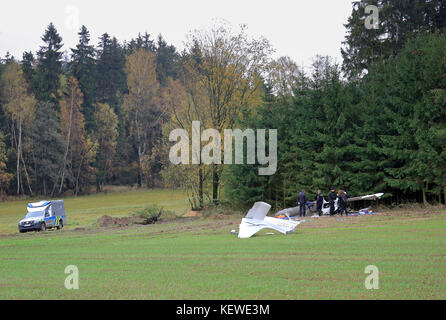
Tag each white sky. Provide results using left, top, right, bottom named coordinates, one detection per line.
left=0, top=0, right=353, bottom=69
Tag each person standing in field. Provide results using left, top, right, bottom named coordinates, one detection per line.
left=316, top=190, right=324, bottom=216
left=328, top=188, right=336, bottom=216
left=297, top=190, right=307, bottom=217
left=342, top=190, right=349, bottom=215
left=338, top=190, right=348, bottom=216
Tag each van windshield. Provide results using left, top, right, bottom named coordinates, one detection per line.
left=25, top=211, right=44, bottom=218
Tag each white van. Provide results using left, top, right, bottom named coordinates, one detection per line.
left=18, top=200, right=66, bottom=233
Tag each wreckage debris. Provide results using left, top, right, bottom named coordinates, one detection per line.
left=274, top=192, right=384, bottom=217
left=233, top=199, right=383, bottom=238
left=237, top=202, right=303, bottom=239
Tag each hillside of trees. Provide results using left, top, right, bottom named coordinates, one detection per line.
left=0, top=0, right=445, bottom=208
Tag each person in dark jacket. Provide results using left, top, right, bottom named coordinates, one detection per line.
left=328, top=188, right=336, bottom=216
left=297, top=190, right=307, bottom=217
left=316, top=190, right=324, bottom=216
left=342, top=190, right=348, bottom=215
left=338, top=190, right=348, bottom=216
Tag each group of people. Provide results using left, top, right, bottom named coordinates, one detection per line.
left=297, top=188, right=348, bottom=217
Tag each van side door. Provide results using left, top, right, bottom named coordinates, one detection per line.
left=44, top=207, right=54, bottom=228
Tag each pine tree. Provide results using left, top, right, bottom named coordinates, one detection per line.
left=342, top=0, right=445, bottom=80
left=223, top=86, right=274, bottom=207
left=96, top=33, right=127, bottom=111
left=352, top=61, right=391, bottom=197
left=156, top=34, right=180, bottom=86
left=362, top=32, right=446, bottom=204
left=70, top=25, right=97, bottom=132
left=21, top=51, right=36, bottom=93
left=30, top=101, right=64, bottom=195
left=125, top=32, right=156, bottom=54
left=309, top=56, right=360, bottom=195
left=34, top=23, right=63, bottom=106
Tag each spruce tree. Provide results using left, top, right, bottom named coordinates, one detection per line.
left=34, top=23, right=63, bottom=106
left=30, top=101, right=64, bottom=195
left=156, top=35, right=180, bottom=86
left=21, top=51, right=36, bottom=93
left=364, top=33, right=446, bottom=204
left=70, top=25, right=97, bottom=132
left=342, top=0, right=445, bottom=80
left=96, top=33, right=127, bottom=111
left=223, top=86, right=274, bottom=207
left=309, top=56, right=361, bottom=196
left=125, top=32, right=156, bottom=54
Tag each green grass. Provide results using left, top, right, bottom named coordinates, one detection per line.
left=0, top=188, right=189, bottom=234
left=0, top=189, right=445, bottom=299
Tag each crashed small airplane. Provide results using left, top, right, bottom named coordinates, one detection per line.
left=237, top=202, right=302, bottom=239
left=274, top=192, right=385, bottom=217
left=236, top=193, right=384, bottom=238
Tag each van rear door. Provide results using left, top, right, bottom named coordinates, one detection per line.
left=53, top=203, right=62, bottom=226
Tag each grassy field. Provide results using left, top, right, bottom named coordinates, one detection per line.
left=0, top=189, right=445, bottom=299
left=0, top=188, right=189, bottom=234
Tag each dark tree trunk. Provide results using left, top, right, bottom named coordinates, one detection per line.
left=212, top=164, right=219, bottom=205
left=199, top=166, right=203, bottom=209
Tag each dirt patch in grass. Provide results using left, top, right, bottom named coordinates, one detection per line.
left=97, top=215, right=139, bottom=227
left=96, top=207, right=168, bottom=228
left=183, top=211, right=202, bottom=218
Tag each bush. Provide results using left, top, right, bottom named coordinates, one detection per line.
left=132, top=205, right=179, bottom=224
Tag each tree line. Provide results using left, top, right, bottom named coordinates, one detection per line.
left=226, top=1, right=446, bottom=208
left=0, top=0, right=445, bottom=208
left=0, top=23, right=181, bottom=196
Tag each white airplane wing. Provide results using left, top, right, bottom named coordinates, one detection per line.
left=347, top=193, right=384, bottom=202
left=238, top=202, right=302, bottom=239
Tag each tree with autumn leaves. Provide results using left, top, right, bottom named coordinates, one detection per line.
left=160, top=23, right=273, bottom=207
left=122, top=49, right=163, bottom=188
left=92, top=103, right=118, bottom=192
left=58, top=76, right=96, bottom=196
left=0, top=61, right=35, bottom=195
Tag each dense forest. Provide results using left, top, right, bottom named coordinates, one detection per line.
left=0, top=0, right=445, bottom=209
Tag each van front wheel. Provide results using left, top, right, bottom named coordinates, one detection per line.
left=57, top=220, right=63, bottom=230
left=40, top=223, right=46, bottom=232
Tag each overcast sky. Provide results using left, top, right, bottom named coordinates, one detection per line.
left=0, top=0, right=353, bottom=69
